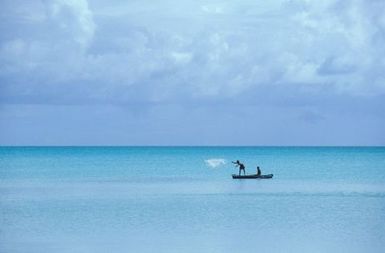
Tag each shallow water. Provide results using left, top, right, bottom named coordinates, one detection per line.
left=1, top=147, right=385, bottom=253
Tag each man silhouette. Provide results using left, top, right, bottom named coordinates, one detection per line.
left=256, top=166, right=261, bottom=176
left=232, top=160, right=246, bottom=175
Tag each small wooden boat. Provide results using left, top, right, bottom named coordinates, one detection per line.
left=232, top=174, right=273, bottom=179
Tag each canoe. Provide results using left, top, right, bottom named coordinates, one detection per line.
left=232, top=174, right=273, bottom=179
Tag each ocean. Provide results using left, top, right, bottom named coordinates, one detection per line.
left=1, top=147, right=384, bottom=253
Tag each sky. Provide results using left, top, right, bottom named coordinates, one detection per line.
left=0, top=0, right=384, bottom=145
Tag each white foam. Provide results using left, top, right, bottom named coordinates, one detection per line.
left=205, top=158, right=226, bottom=168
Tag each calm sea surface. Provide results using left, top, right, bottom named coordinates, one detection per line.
left=1, top=147, right=385, bottom=253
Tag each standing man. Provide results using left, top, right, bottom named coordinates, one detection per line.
left=232, top=160, right=246, bottom=175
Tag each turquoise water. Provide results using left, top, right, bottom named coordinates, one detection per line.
left=1, top=147, right=385, bottom=253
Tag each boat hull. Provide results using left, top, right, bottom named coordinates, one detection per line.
left=232, top=174, right=273, bottom=179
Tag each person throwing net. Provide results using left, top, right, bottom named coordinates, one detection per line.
left=232, top=160, right=246, bottom=175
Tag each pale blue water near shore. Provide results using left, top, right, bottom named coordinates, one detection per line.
left=1, top=147, right=385, bottom=253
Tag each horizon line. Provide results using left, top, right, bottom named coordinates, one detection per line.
left=1, top=145, right=384, bottom=148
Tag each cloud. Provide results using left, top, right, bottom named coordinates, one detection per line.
left=317, top=56, right=357, bottom=76
left=43, top=0, right=96, bottom=47
left=0, top=0, right=385, bottom=106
